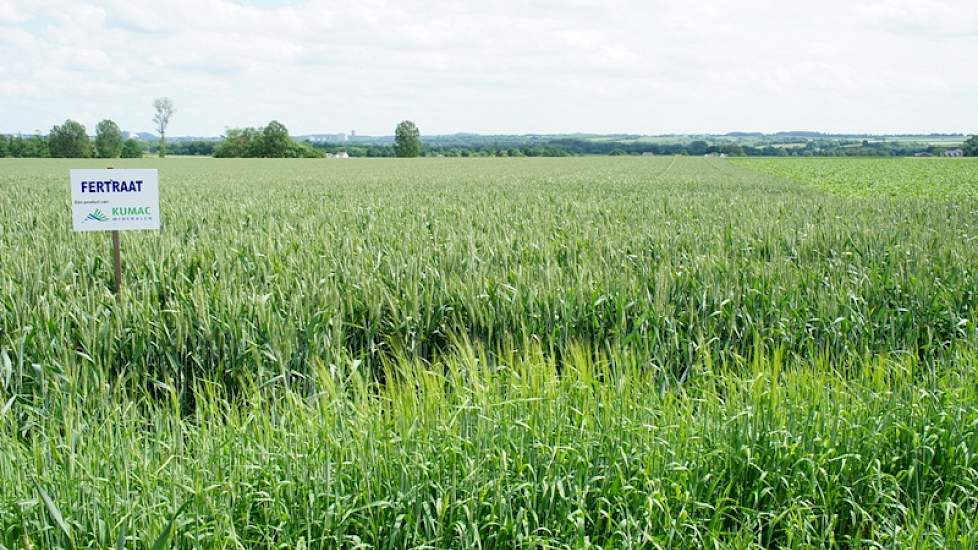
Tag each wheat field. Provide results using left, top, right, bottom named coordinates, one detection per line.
left=1, top=157, right=977, bottom=548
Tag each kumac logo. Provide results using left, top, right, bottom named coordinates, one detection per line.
left=84, top=209, right=109, bottom=222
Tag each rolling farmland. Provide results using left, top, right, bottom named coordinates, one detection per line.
left=2, top=156, right=978, bottom=547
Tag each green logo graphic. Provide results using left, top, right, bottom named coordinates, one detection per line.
left=85, top=209, right=109, bottom=222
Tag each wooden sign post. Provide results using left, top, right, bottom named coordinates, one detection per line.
left=112, top=229, right=123, bottom=295
left=69, top=168, right=161, bottom=297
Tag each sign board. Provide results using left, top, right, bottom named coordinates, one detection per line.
left=70, top=169, right=160, bottom=232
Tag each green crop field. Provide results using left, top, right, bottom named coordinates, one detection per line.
left=733, top=157, right=978, bottom=199
left=2, top=157, right=978, bottom=548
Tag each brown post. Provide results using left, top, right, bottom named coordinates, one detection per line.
left=105, top=166, right=123, bottom=298
left=112, top=229, right=122, bottom=297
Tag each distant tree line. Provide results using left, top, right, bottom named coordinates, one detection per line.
left=308, top=137, right=978, bottom=158
left=0, top=119, right=143, bottom=158
left=0, top=135, right=49, bottom=157
left=146, top=140, right=216, bottom=156
left=210, top=120, right=425, bottom=158
left=3, top=121, right=976, bottom=159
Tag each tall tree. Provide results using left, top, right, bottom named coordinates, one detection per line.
left=95, top=119, right=124, bottom=158
left=260, top=121, right=291, bottom=157
left=121, top=138, right=144, bottom=158
left=153, top=97, right=176, bottom=158
left=49, top=120, right=91, bottom=158
left=394, top=120, right=422, bottom=158
left=964, top=135, right=978, bottom=157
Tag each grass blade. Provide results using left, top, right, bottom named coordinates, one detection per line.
left=116, top=521, right=128, bottom=550
left=32, top=477, right=71, bottom=542
left=150, top=501, right=190, bottom=550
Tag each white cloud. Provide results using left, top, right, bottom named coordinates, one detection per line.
left=0, top=0, right=28, bottom=23
left=857, top=0, right=978, bottom=37
left=0, top=0, right=976, bottom=136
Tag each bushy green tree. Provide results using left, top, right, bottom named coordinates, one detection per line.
left=687, top=141, right=709, bottom=156
left=49, top=120, right=91, bottom=158
left=260, top=121, right=291, bottom=157
left=719, top=144, right=746, bottom=157
left=214, top=124, right=323, bottom=158
left=121, top=138, right=144, bottom=158
left=285, top=140, right=324, bottom=158
left=7, top=136, right=22, bottom=157
left=964, top=135, right=978, bottom=157
left=7, top=135, right=48, bottom=157
left=35, top=136, right=51, bottom=157
left=214, top=127, right=260, bottom=158
left=394, top=120, right=422, bottom=158
left=0, top=136, right=7, bottom=157
left=95, top=119, right=124, bottom=158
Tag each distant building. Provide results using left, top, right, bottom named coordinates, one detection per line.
left=310, top=134, right=346, bottom=143
left=942, top=149, right=964, bottom=157
left=334, top=151, right=350, bottom=159
left=641, top=152, right=655, bottom=157
left=914, top=152, right=934, bottom=157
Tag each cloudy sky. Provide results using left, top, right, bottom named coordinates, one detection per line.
left=1, top=0, right=976, bottom=136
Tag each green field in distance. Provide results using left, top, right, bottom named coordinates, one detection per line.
left=734, top=157, right=978, bottom=199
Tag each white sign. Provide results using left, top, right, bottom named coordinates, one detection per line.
left=70, top=169, right=160, bottom=232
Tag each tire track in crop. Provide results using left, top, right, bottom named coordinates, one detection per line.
left=704, top=155, right=739, bottom=178
left=651, top=155, right=678, bottom=179
left=711, top=156, right=825, bottom=199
